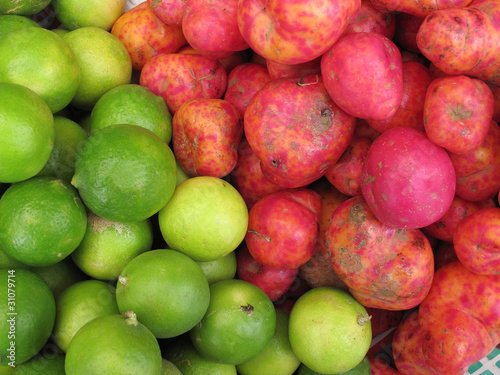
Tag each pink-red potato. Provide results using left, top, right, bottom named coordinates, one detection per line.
left=244, top=75, right=356, bottom=188
left=325, top=195, right=435, bottom=311
left=172, top=98, right=243, bottom=178
left=236, top=245, right=298, bottom=301
left=265, top=57, right=322, bottom=81
left=433, top=240, right=459, bottom=270
left=392, top=12, right=425, bottom=53
left=223, top=62, right=272, bottom=118
left=370, top=0, right=473, bottom=18
left=423, top=195, right=496, bottom=242
left=321, top=32, right=404, bottom=121
left=416, top=0, right=500, bottom=86
left=245, top=189, right=322, bottom=269
left=423, top=75, right=494, bottom=154
left=448, top=121, right=500, bottom=202
left=176, top=45, right=246, bottom=75
left=393, top=261, right=500, bottom=374
left=367, top=61, right=432, bottom=133
left=343, top=0, right=396, bottom=38
left=453, top=207, right=500, bottom=275
left=354, top=118, right=382, bottom=141
left=369, top=357, right=402, bottom=375
left=111, top=2, right=187, bottom=70
left=361, top=127, right=456, bottom=229
left=487, top=82, right=500, bottom=123
left=237, top=0, right=361, bottom=64
left=139, top=52, right=227, bottom=113
left=229, top=138, right=289, bottom=209
left=324, top=136, right=372, bottom=196
left=147, top=0, right=186, bottom=25
left=182, top=0, right=248, bottom=59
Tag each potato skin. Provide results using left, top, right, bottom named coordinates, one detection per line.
left=321, top=32, right=404, bottom=121
left=370, top=0, right=472, bottom=18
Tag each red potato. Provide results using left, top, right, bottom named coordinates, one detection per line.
left=223, top=62, right=272, bottom=118
left=265, top=57, right=322, bottom=81
left=111, top=2, right=187, bottom=70
left=370, top=0, right=473, bottom=18
left=324, top=136, right=372, bottom=196
left=453, top=207, right=500, bottom=275
left=488, top=82, right=500, bottom=123
left=423, top=75, right=494, bottom=154
left=361, top=127, right=456, bottom=229
left=139, top=52, right=227, bottom=113
left=369, top=356, right=402, bottom=374
left=343, top=0, right=396, bottom=39
left=229, top=138, right=289, bottom=210
left=182, top=0, right=249, bottom=59
left=448, top=121, right=500, bottom=202
left=172, top=98, right=243, bottom=178
left=244, top=75, right=356, bottom=188
left=236, top=246, right=298, bottom=301
left=393, top=261, right=500, bottom=374
left=432, top=240, right=459, bottom=270
left=300, top=178, right=350, bottom=290
left=176, top=45, right=246, bottom=75
left=147, top=0, right=186, bottom=25
left=367, top=61, right=433, bottom=133
left=392, top=12, right=425, bottom=53
left=416, top=0, right=500, bottom=86
left=365, top=306, right=405, bottom=338
left=354, top=118, right=382, bottom=141
left=321, top=32, right=404, bottom=121
left=325, top=195, right=435, bottom=311
left=423, top=195, right=496, bottom=242
left=399, top=50, right=429, bottom=65
left=245, top=188, right=322, bottom=269
left=237, top=0, right=361, bottom=64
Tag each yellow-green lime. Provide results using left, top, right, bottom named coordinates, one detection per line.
left=196, top=250, right=237, bottom=284
left=161, top=359, right=181, bottom=375
left=0, top=26, right=80, bottom=112
left=0, top=365, right=13, bottom=374
left=90, top=84, right=172, bottom=143
left=52, top=279, right=119, bottom=352
left=64, top=311, right=162, bottom=375
left=29, top=256, right=88, bottom=299
left=0, top=268, right=56, bottom=365
left=72, top=124, right=177, bottom=222
left=52, top=0, right=125, bottom=31
left=296, top=356, right=372, bottom=375
left=288, top=287, right=372, bottom=374
left=36, top=116, right=88, bottom=183
left=164, top=336, right=237, bottom=375
left=115, top=249, right=210, bottom=338
left=0, top=248, right=25, bottom=269
left=0, top=82, right=54, bottom=183
left=175, top=159, right=190, bottom=186
left=51, top=28, right=69, bottom=38
left=236, top=308, right=301, bottom=375
left=71, top=211, right=153, bottom=280
left=0, top=176, right=87, bottom=267
left=63, top=27, right=132, bottom=110
left=158, top=176, right=248, bottom=262
left=0, top=14, right=39, bottom=40
left=0, top=0, right=51, bottom=16
left=11, top=353, right=65, bottom=374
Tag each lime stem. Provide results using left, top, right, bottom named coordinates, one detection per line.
left=357, top=314, right=372, bottom=326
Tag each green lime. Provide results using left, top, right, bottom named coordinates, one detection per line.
left=0, top=15, right=39, bottom=40
left=52, top=279, right=119, bottom=352
left=0, top=365, right=14, bottom=374
left=0, top=0, right=51, bottom=16
left=72, top=124, right=177, bottom=222
left=90, top=84, right=172, bottom=143
left=64, top=311, right=162, bottom=375
left=71, top=211, right=153, bottom=280
left=158, top=176, right=248, bottom=262
left=196, top=250, right=237, bottom=284
left=189, top=279, right=276, bottom=365
left=0, top=176, right=87, bottom=267
left=11, top=353, right=65, bottom=374
left=52, top=0, right=125, bottom=31
left=0, top=82, right=54, bottom=183
left=116, top=249, right=210, bottom=338
left=0, top=26, right=80, bottom=112
left=29, top=257, right=88, bottom=299
left=36, top=116, right=88, bottom=183
left=164, top=336, right=237, bottom=375
left=51, top=28, right=69, bottom=38
left=0, top=248, right=25, bottom=269
left=236, top=307, right=301, bottom=375
left=175, top=159, right=190, bottom=186
left=296, top=356, right=372, bottom=375
left=289, top=287, right=372, bottom=374
left=0, top=268, right=56, bottom=365
left=161, top=359, right=181, bottom=375
left=63, top=27, right=132, bottom=110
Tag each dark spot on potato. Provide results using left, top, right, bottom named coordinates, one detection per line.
left=348, top=203, right=366, bottom=226
left=337, top=247, right=363, bottom=273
